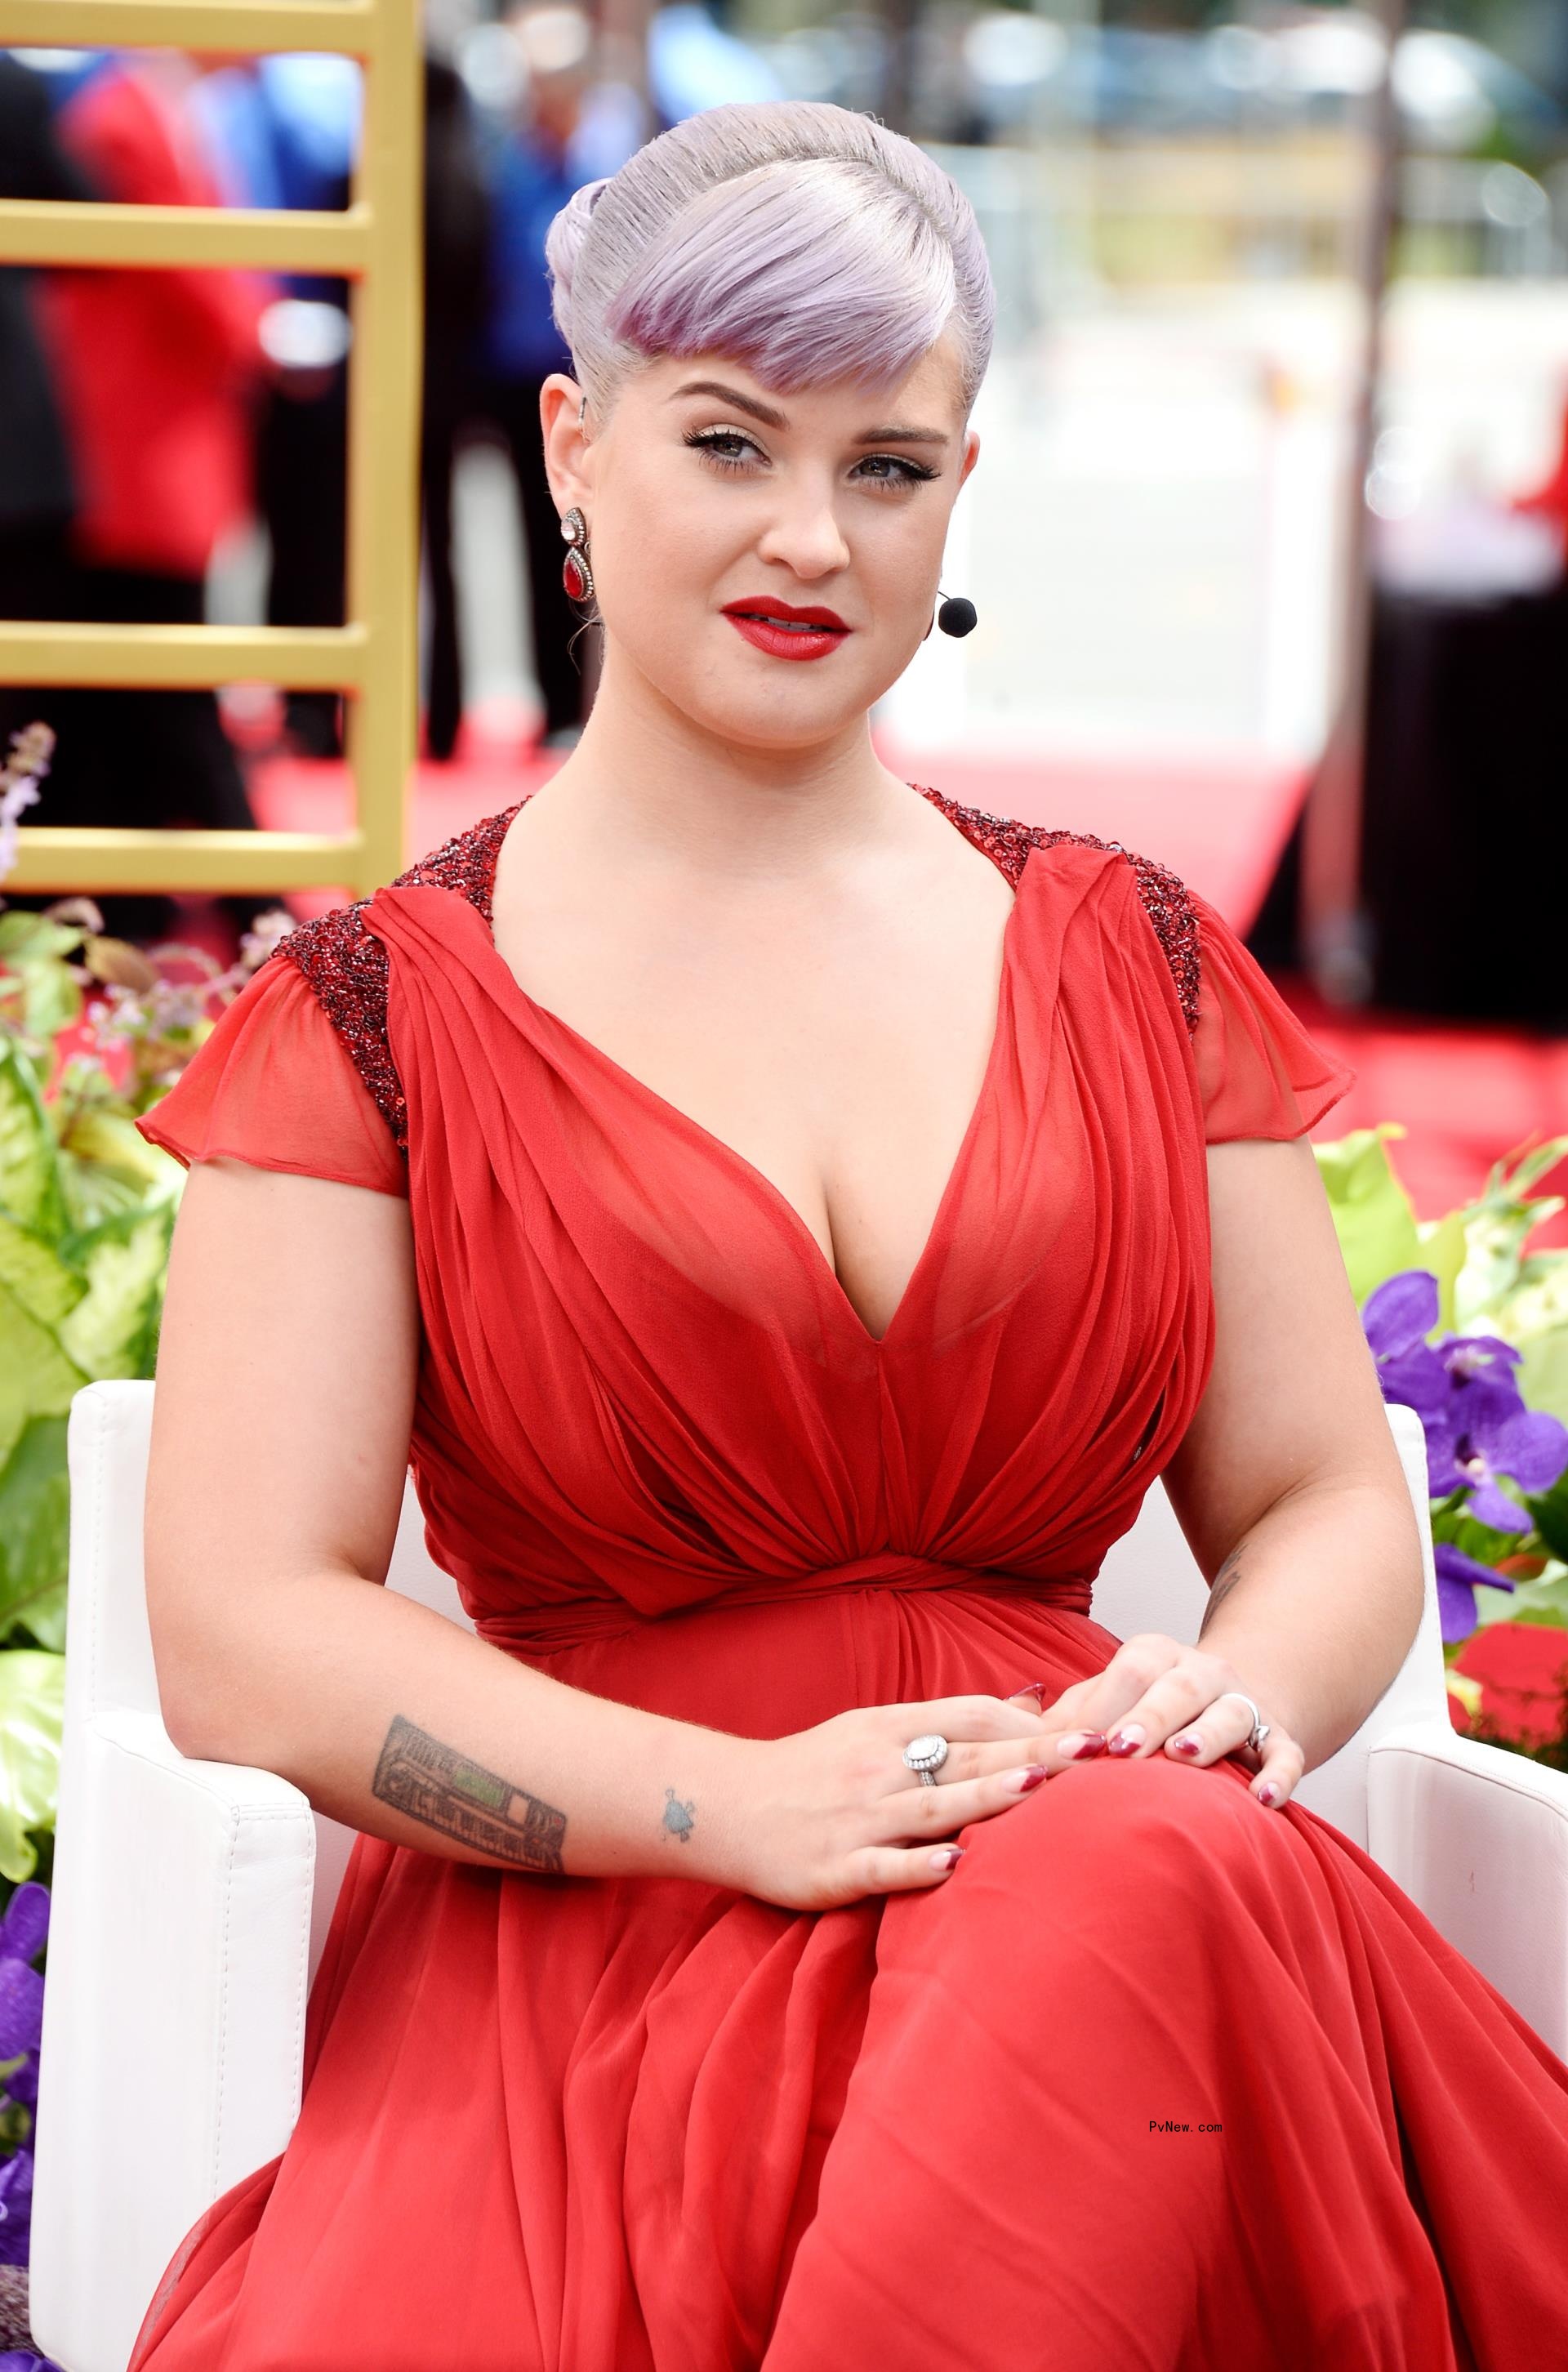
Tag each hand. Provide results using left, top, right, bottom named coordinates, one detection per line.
left=721, top=1693, right=1103, bottom=1912
left=1006, top=1636, right=1304, bottom=1811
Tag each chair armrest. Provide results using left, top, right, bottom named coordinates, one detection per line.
left=30, top=1708, right=315, bottom=2372
left=1367, top=1718, right=1568, bottom=2062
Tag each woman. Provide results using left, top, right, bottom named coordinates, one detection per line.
left=127, top=101, right=1568, bottom=2370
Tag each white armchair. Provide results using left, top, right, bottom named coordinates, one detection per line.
left=29, top=1380, right=1568, bottom=2372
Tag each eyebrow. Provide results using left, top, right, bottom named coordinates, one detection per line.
left=667, top=378, right=951, bottom=447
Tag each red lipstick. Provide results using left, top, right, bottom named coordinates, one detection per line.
left=720, top=595, right=851, bottom=663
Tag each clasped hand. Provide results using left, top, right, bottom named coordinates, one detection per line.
left=731, top=1633, right=1302, bottom=1913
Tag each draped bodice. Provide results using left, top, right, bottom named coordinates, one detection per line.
left=339, top=795, right=1209, bottom=1645
left=138, top=784, right=1356, bottom=1689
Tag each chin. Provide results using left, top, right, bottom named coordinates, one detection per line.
left=638, top=656, right=858, bottom=749
left=693, top=693, right=868, bottom=753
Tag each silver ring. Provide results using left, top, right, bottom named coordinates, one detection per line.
left=902, top=1732, right=950, bottom=1786
left=1214, top=1691, right=1270, bottom=1754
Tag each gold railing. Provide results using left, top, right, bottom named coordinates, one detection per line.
left=0, top=0, right=423, bottom=897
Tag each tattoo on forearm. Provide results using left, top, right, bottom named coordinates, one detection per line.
left=662, top=1786, right=696, bottom=1844
left=372, top=1714, right=567, bottom=1873
left=1198, top=1548, right=1245, bottom=1640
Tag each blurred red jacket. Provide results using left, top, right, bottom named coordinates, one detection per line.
left=40, top=59, right=262, bottom=578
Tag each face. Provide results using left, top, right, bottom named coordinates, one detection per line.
left=539, top=341, right=981, bottom=751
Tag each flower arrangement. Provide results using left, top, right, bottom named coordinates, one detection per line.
left=1316, top=1124, right=1568, bottom=1748
left=0, top=724, right=292, bottom=1870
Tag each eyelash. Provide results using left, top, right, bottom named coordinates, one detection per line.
left=682, top=426, right=939, bottom=490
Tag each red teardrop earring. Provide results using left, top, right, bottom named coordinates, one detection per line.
left=561, top=507, right=594, bottom=603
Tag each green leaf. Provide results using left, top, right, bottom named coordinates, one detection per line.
left=59, top=1106, right=179, bottom=1197
left=0, top=1278, right=87, bottom=1476
left=1526, top=1468, right=1568, bottom=1566
left=0, top=1650, right=65, bottom=1878
left=1502, top=1570, right=1568, bottom=1628
left=0, top=1037, right=67, bottom=1237
left=0, top=914, right=85, bottom=961
left=1432, top=1504, right=1529, bottom=1563
left=1518, top=1328, right=1568, bottom=1432
left=57, top=1203, right=172, bottom=1380
left=1471, top=1580, right=1538, bottom=1630
left=1487, top=1136, right=1568, bottom=1202
left=0, top=1211, right=85, bottom=1330
left=1414, top=1210, right=1468, bottom=1334
left=0, top=1417, right=69, bottom=1648
left=1314, top=1126, right=1423, bottom=1306
left=7, top=958, right=84, bottom=1047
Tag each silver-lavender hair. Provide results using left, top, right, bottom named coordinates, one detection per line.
left=543, top=102, right=995, bottom=423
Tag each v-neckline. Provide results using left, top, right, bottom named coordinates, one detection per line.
left=466, top=782, right=1034, bottom=1352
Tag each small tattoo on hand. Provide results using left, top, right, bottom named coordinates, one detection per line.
left=662, top=1786, right=696, bottom=1844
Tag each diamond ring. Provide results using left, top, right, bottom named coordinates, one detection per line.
left=902, top=1732, right=951, bottom=1786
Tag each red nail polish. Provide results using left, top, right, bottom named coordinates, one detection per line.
left=1017, top=1765, right=1048, bottom=1792
left=1070, top=1734, right=1107, bottom=1759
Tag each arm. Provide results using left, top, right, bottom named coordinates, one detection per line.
left=1159, top=1135, right=1426, bottom=1775
left=147, top=1157, right=1053, bottom=1905
left=148, top=1156, right=753, bottom=1885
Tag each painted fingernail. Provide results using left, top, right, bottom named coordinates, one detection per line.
left=1006, top=1764, right=1049, bottom=1794
left=1058, top=1732, right=1107, bottom=1759
left=1107, top=1726, right=1145, bottom=1755
left=1257, top=1783, right=1279, bottom=1808
left=930, top=1846, right=966, bottom=1870
left=1170, top=1732, right=1203, bottom=1757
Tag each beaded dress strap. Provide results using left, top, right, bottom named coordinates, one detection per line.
left=911, top=783, right=1201, bottom=1035
left=265, top=800, right=524, bottom=1156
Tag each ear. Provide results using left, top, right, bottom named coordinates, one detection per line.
left=956, top=425, right=981, bottom=493
left=541, top=374, right=593, bottom=515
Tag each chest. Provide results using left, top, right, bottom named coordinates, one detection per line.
left=489, top=857, right=1020, bottom=1344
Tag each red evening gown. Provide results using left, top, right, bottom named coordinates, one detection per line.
left=127, top=784, right=1568, bottom=2371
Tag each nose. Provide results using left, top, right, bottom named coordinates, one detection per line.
left=754, top=477, right=851, bottom=582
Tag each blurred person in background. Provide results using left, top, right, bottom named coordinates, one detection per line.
left=0, top=55, right=94, bottom=671
left=190, top=51, right=360, bottom=761
left=7, top=49, right=269, bottom=943
left=475, top=2, right=642, bottom=751
left=421, top=44, right=493, bottom=763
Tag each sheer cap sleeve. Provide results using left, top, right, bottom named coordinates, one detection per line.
left=1190, top=887, right=1356, bottom=1143
left=133, top=952, right=408, bottom=1198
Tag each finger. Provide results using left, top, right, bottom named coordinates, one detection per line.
left=844, top=1842, right=971, bottom=1899
left=888, top=1745, right=1138, bottom=1841
left=893, top=1694, right=1052, bottom=1744
left=926, top=1731, right=1097, bottom=1787
left=1246, top=1735, right=1306, bottom=1811
left=1091, top=1660, right=1241, bottom=1758
left=1041, top=1636, right=1192, bottom=1751
left=1008, top=1676, right=1098, bottom=1726
left=1160, top=1692, right=1261, bottom=1769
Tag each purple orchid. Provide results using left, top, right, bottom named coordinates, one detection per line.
left=1362, top=1270, right=1568, bottom=1643
left=1432, top=1542, right=1515, bottom=1647
left=0, top=1884, right=48, bottom=2283
left=0, top=2149, right=32, bottom=2270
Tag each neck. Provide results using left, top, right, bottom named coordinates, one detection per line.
left=532, top=640, right=920, bottom=887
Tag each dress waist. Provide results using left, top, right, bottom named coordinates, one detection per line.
left=473, top=1551, right=1094, bottom=1656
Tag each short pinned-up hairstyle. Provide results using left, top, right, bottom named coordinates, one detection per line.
left=544, top=101, right=995, bottom=426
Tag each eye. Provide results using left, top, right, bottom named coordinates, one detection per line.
left=854, top=453, right=941, bottom=489
left=683, top=426, right=764, bottom=474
